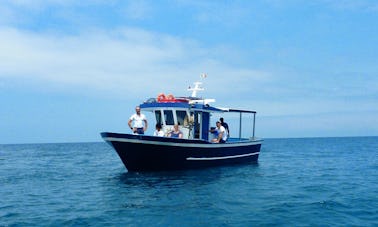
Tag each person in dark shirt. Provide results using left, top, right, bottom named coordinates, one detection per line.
left=220, top=117, right=229, bottom=138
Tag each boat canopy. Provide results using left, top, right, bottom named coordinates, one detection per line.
left=140, top=101, right=225, bottom=113
left=140, top=100, right=256, bottom=114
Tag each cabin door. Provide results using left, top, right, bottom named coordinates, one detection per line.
left=192, top=111, right=210, bottom=140
left=201, top=112, right=210, bottom=141
left=193, top=111, right=201, bottom=139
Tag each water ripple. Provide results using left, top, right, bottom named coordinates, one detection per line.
left=0, top=138, right=377, bottom=226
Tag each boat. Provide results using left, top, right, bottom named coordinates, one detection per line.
left=101, top=78, right=263, bottom=171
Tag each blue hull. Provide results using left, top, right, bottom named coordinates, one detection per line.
left=101, top=132, right=262, bottom=172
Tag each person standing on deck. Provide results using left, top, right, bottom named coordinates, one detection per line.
left=128, top=106, right=148, bottom=134
left=220, top=117, right=229, bottom=138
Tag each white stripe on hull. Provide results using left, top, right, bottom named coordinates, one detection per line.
left=186, top=152, right=259, bottom=161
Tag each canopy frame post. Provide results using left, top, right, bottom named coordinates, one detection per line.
left=253, top=112, right=256, bottom=139
left=239, top=112, right=242, bottom=139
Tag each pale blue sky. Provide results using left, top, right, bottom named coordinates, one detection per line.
left=1, top=0, right=377, bottom=144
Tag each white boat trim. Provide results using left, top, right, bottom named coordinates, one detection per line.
left=187, top=152, right=260, bottom=161
left=103, top=136, right=263, bottom=148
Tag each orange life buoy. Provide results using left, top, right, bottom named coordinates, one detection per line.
left=157, top=93, right=166, bottom=102
left=166, top=94, right=175, bottom=101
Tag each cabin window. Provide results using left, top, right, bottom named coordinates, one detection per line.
left=155, top=110, right=162, bottom=125
left=164, top=110, right=174, bottom=125
left=176, top=110, right=187, bottom=126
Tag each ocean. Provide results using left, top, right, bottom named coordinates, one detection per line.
left=0, top=137, right=377, bottom=226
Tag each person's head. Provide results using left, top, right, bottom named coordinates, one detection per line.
left=155, top=123, right=161, bottom=130
left=135, top=106, right=141, bottom=115
left=173, top=124, right=179, bottom=131
left=216, top=121, right=221, bottom=127
left=220, top=117, right=224, bottom=123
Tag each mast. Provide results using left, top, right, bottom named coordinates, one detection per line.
left=188, top=73, right=206, bottom=97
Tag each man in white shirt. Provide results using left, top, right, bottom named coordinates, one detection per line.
left=212, top=121, right=228, bottom=143
left=128, top=106, right=148, bottom=134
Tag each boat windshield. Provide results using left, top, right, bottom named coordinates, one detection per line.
left=164, top=110, right=174, bottom=125
left=155, top=111, right=162, bottom=125
left=176, top=110, right=187, bottom=126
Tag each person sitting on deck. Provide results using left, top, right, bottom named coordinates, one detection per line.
left=212, top=121, right=228, bottom=143
left=153, top=123, right=165, bottom=137
left=168, top=124, right=183, bottom=138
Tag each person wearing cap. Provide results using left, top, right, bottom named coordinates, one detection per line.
left=128, top=106, right=148, bottom=134
left=212, top=121, right=228, bottom=143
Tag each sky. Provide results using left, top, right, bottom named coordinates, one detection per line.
left=0, top=0, right=377, bottom=144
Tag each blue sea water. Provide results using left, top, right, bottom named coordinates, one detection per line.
left=0, top=137, right=377, bottom=226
